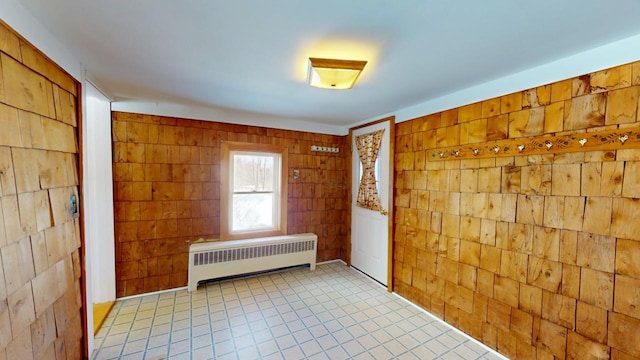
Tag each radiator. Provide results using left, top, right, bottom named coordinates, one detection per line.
left=188, top=233, right=318, bottom=291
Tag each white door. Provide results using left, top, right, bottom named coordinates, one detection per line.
left=351, top=119, right=392, bottom=286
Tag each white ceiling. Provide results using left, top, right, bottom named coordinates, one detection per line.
left=14, top=0, right=640, bottom=131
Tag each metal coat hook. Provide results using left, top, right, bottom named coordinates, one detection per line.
left=619, top=134, right=629, bottom=144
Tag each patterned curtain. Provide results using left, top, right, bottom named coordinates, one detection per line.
left=355, top=129, right=385, bottom=210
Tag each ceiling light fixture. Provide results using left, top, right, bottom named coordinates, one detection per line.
left=307, top=57, right=367, bottom=89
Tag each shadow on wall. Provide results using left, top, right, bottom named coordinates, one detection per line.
left=111, top=113, right=350, bottom=297
left=393, top=61, right=640, bottom=359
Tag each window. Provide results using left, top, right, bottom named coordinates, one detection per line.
left=221, top=142, right=288, bottom=240
left=359, top=158, right=381, bottom=200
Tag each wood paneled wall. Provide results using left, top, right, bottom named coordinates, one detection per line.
left=112, top=112, right=350, bottom=297
left=394, top=61, right=640, bottom=359
left=0, top=21, right=83, bottom=360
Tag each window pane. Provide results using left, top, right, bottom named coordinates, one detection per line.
left=232, top=193, right=275, bottom=231
left=359, top=158, right=381, bottom=198
left=221, top=142, right=287, bottom=240
left=233, top=154, right=274, bottom=192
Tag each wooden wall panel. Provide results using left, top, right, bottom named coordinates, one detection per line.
left=112, top=112, right=350, bottom=296
left=0, top=20, right=83, bottom=359
left=393, top=59, right=640, bottom=359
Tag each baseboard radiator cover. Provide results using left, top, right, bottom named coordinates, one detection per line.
left=188, top=233, right=318, bottom=291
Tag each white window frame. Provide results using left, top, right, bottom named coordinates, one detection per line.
left=220, top=141, right=288, bottom=240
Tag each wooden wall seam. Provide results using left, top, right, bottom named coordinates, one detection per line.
left=0, top=20, right=84, bottom=360
left=112, top=112, right=350, bottom=297
left=393, top=61, right=640, bottom=359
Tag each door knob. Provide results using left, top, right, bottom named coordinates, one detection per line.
left=380, top=208, right=388, bottom=216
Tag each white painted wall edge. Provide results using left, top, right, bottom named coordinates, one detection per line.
left=85, top=82, right=116, bottom=304
left=0, top=0, right=82, bottom=81
left=353, top=32, right=640, bottom=130
left=80, top=71, right=94, bottom=356
left=83, top=80, right=116, bottom=355
left=111, top=100, right=345, bottom=136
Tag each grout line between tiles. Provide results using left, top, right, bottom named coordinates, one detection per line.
left=92, top=262, right=505, bottom=360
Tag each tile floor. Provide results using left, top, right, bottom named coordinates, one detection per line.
left=92, top=261, right=507, bottom=360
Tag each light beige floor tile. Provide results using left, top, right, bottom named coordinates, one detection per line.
left=92, top=262, right=507, bottom=360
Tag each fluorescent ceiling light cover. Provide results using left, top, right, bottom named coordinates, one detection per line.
left=307, top=57, right=367, bottom=89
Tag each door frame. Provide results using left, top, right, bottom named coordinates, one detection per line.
left=348, top=116, right=395, bottom=289
left=82, top=79, right=117, bottom=356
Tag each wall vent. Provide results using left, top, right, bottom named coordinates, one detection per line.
left=193, top=240, right=316, bottom=266
left=188, top=233, right=318, bottom=291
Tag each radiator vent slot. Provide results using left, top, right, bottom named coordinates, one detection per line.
left=193, top=240, right=316, bottom=266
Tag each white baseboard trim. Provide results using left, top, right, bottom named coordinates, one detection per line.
left=317, top=259, right=347, bottom=266
left=117, top=286, right=188, bottom=301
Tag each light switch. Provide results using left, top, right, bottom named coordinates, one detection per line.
left=70, top=194, right=79, bottom=218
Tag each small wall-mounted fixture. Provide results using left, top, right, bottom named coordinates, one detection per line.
left=307, top=57, right=367, bottom=89
left=311, top=145, right=339, bottom=153
left=70, top=194, right=79, bottom=218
